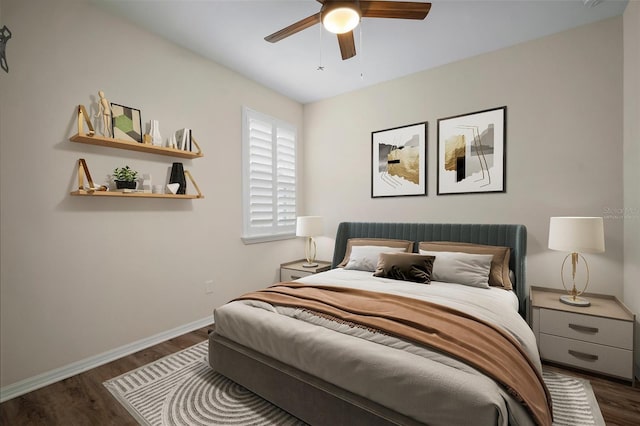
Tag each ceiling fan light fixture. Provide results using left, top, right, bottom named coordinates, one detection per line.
left=322, top=4, right=360, bottom=34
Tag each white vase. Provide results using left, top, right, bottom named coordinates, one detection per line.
left=149, top=120, right=162, bottom=146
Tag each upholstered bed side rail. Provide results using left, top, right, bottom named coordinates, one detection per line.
left=331, top=222, right=528, bottom=317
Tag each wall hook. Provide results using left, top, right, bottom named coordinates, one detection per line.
left=0, top=25, right=12, bottom=73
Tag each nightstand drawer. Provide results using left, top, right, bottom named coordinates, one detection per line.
left=540, top=333, right=633, bottom=379
left=539, top=308, right=633, bottom=350
left=280, top=268, right=313, bottom=281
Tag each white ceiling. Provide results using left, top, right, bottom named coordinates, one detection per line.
left=94, top=0, right=628, bottom=104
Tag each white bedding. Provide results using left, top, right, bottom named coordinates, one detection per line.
left=214, top=268, right=541, bottom=426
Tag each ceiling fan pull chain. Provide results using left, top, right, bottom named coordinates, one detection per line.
left=317, top=13, right=325, bottom=71
left=359, top=19, right=364, bottom=79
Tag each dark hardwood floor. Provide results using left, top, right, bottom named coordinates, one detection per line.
left=0, top=325, right=212, bottom=426
left=1, top=325, right=639, bottom=425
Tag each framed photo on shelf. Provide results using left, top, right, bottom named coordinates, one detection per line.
left=111, top=103, right=142, bottom=143
left=437, top=106, right=506, bottom=195
left=371, top=121, right=427, bottom=198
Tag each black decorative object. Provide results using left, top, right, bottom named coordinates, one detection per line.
left=169, top=162, right=186, bottom=194
left=115, top=180, right=137, bottom=190
left=1, top=25, right=12, bottom=73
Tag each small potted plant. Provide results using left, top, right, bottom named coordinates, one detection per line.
left=112, top=165, right=139, bottom=190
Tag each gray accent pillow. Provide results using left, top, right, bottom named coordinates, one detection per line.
left=419, top=250, right=493, bottom=289
left=373, top=253, right=436, bottom=284
left=344, top=246, right=407, bottom=272
left=418, top=241, right=513, bottom=290
left=339, top=238, right=414, bottom=268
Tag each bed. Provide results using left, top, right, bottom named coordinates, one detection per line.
left=209, top=222, right=549, bottom=426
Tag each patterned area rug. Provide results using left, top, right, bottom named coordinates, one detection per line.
left=104, top=341, right=605, bottom=426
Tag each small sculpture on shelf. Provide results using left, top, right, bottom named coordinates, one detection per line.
left=166, top=183, right=180, bottom=194
left=142, top=174, right=152, bottom=193
left=168, top=134, right=177, bottom=149
left=149, top=120, right=162, bottom=146
left=143, top=120, right=162, bottom=146
left=95, top=90, right=112, bottom=138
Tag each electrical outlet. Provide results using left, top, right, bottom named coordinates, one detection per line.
left=205, top=280, right=214, bottom=294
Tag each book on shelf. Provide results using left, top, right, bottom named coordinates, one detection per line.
left=174, top=128, right=192, bottom=151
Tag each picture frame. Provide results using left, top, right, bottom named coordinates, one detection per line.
left=437, top=106, right=506, bottom=195
left=371, top=121, right=427, bottom=198
left=110, top=103, right=142, bottom=143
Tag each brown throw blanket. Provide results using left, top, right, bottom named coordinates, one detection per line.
left=236, top=282, right=553, bottom=426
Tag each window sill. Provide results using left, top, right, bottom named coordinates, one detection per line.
left=241, top=233, right=296, bottom=245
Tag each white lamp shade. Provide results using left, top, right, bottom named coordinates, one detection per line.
left=548, top=217, right=605, bottom=253
left=296, top=216, right=324, bottom=237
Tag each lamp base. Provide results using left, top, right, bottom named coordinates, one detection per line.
left=559, top=294, right=591, bottom=307
left=302, top=262, right=318, bottom=268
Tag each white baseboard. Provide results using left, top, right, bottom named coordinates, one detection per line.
left=0, top=316, right=214, bottom=403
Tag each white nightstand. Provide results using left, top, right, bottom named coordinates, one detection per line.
left=530, top=286, right=635, bottom=382
left=280, top=259, right=331, bottom=281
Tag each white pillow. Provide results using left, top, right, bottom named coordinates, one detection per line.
left=419, top=250, right=493, bottom=288
left=344, top=246, right=407, bottom=272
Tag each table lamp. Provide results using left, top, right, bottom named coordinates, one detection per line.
left=296, top=216, right=323, bottom=268
left=548, top=217, right=605, bottom=307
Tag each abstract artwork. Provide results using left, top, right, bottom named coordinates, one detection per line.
left=371, top=122, right=427, bottom=198
left=111, top=103, right=142, bottom=143
left=437, top=106, right=506, bottom=195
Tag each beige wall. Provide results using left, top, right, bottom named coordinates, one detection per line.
left=0, top=0, right=303, bottom=388
left=623, top=0, right=640, bottom=377
left=0, top=0, right=634, bottom=393
left=304, top=18, right=624, bottom=298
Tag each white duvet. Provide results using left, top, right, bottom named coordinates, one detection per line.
left=214, top=268, right=542, bottom=426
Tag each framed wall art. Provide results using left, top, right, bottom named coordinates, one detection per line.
left=371, top=121, right=427, bottom=198
left=111, top=103, right=142, bottom=143
left=437, top=106, right=506, bottom=195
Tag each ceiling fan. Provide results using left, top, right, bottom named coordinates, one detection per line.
left=265, top=0, right=432, bottom=60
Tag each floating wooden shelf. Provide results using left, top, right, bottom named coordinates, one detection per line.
left=71, top=159, right=204, bottom=200
left=70, top=190, right=203, bottom=199
left=70, top=133, right=203, bottom=159
left=70, top=105, right=204, bottom=159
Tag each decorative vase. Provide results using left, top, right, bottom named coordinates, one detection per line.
left=169, top=162, right=186, bottom=194
left=115, top=180, right=137, bottom=190
left=168, top=134, right=177, bottom=149
left=149, top=120, right=162, bottom=146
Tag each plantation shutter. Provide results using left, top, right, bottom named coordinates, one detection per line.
left=242, top=107, right=297, bottom=242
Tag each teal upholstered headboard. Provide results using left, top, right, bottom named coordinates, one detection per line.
left=331, top=222, right=528, bottom=318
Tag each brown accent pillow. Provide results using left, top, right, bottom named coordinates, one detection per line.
left=338, top=238, right=414, bottom=268
left=418, top=241, right=512, bottom=290
left=373, top=253, right=436, bottom=284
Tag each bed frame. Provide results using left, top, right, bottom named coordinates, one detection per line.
left=210, top=222, right=528, bottom=425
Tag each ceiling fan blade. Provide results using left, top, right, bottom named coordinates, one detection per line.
left=360, top=1, right=431, bottom=19
left=265, top=12, right=321, bottom=43
left=337, top=31, right=356, bottom=60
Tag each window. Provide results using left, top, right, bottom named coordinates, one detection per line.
left=242, top=107, right=297, bottom=243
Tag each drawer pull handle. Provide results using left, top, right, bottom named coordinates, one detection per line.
left=568, top=324, right=599, bottom=334
left=568, top=350, right=599, bottom=361
left=290, top=275, right=302, bottom=280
